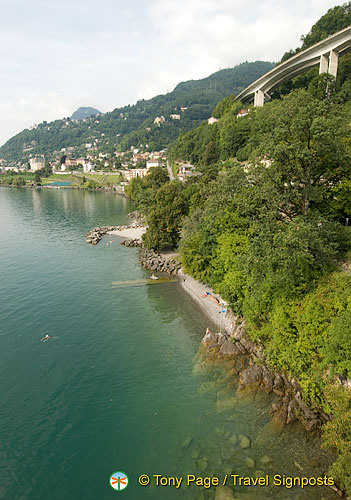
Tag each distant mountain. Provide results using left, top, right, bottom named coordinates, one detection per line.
left=71, top=107, right=101, bottom=120
left=0, top=61, right=274, bottom=162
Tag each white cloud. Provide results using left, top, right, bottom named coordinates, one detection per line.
left=0, top=92, right=107, bottom=144
left=149, top=0, right=341, bottom=71
left=0, top=0, right=344, bottom=146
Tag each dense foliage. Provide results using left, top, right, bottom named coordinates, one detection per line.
left=128, top=83, right=351, bottom=493
left=0, top=62, right=274, bottom=162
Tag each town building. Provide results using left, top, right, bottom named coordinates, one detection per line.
left=83, top=162, right=94, bottom=173
left=146, top=159, right=159, bottom=169
left=154, top=116, right=165, bottom=126
left=64, top=158, right=85, bottom=168
left=129, top=168, right=149, bottom=179
left=207, top=117, right=219, bottom=125
left=29, top=157, right=45, bottom=172
left=237, top=109, right=249, bottom=118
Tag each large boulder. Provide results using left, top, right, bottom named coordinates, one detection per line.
left=239, top=435, right=251, bottom=449
left=273, top=373, right=285, bottom=396
left=202, top=330, right=218, bottom=345
left=239, top=365, right=263, bottom=389
left=261, top=365, right=274, bottom=393
left=220, top=339, right=244, bottom=356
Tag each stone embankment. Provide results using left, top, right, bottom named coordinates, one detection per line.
left=202, top=320, right=331, bottom=433
left=120, top=238, right=142, bottom=247
left=85, top=223, right=143, bottom=245
left=86, top=225, right=118, bottom=245
left=127, top=210, right=145, bottom=225
left=139, top=249, right=181, bottom=275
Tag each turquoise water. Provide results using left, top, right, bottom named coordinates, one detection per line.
left=46, top=181, right=73, bottom=186
left=0, top=187, right=338, bottom=500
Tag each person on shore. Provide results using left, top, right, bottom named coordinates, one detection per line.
left=150, top=273, right=159, bottom=280
left=201, top=291, right=220, bottom=304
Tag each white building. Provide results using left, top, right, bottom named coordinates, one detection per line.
left=120, top=169, right=131, bottom=181
left=83, top=162, right=94, bottom=173
left=29, top=157, right=45, bottom=172
left=237, top=109, right=249, bottom=118
left=129, top=168, right=149, bottom=179
left=207, top=117, right=219, bottom=125
left=170, top=114, right=180, bottom=120
left=146, top=160, right=159, bottom=169
left=154, top=116, right=165, bottom=126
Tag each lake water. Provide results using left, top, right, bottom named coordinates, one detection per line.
left=0, top=187, right=338, bottom=500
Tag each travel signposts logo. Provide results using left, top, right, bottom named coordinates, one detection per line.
left=110, top=471, right=129, bottom=491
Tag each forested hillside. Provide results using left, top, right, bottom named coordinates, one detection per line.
left=125, top=4, right=351, bottom=495
left=0, top=61, right=273, bottom=162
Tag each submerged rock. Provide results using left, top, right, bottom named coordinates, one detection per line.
left=238, top=435, right=251, bottom=449
left=215, top=485, right=235, bottom=500
left=245, top=457, right=255, bottom=468
left=228, top=434, right=238, bottom=446
left=181, top=436, right=193, bottom=448
left=260, top=455, right=271, bottom=465
left=216, top=397, right=237, bottom=412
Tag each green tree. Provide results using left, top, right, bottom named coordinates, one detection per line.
left=34, top=171, right=41, bottom=185
left=249, top=90, right=350, bottom=218
left=323, top=385, right=351, bottom=496
left=308, top=73, right=336, bottom=100
left=12, top=176, right=25, bottom=187
left=142, top=181, right=187, bottom=249
left=202, top=141, right=219, bottom=165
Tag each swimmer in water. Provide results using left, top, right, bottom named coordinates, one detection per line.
left=41, top=334, right=51, bottom=341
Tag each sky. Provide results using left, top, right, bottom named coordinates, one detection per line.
left=0, top=0, right=343, bottom=146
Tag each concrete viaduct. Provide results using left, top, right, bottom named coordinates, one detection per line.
left=236, top=26, right=351, bottom=107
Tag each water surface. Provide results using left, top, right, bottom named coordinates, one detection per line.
left=0, top=187, right=337, bottom=500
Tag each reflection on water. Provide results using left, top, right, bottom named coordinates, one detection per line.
left=0, top=187, right=338, bottom=500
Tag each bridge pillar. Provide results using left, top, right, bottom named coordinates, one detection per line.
left=254, top=89, right=264, bottom=107
left=329, top=50, right=339, bottom=78
left=319, top=54, right=329, bottom=73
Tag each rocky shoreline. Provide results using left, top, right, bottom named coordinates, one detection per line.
left=85, top=226, right=332, bottom=434
left=139, top=248, right=181, bottom=275
left=136, top=251, right=335, bottom=435
left=119, top=246, right=333, bottom=433
left=85, top=211, right=145, bottom=245
left=201, top=323, right=330, bottom=433
left=85, top=222, right=345, bottom=496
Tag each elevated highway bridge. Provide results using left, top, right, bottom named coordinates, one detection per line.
left=236, top=26, right=351, bottom=106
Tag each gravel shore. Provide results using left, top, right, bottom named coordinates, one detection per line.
left=108, top=226, right=146, bottom=239
left=178, top=272, right=225, bottom=329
